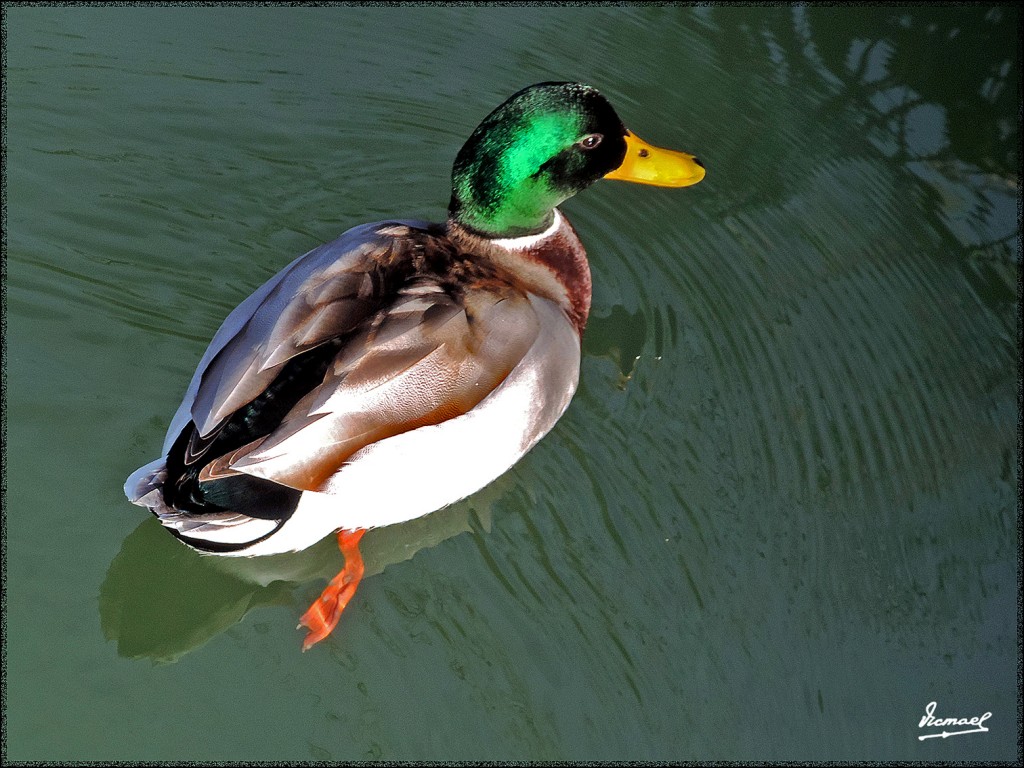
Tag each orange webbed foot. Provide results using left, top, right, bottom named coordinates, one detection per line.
left=298, top=528, right=366, bottom=651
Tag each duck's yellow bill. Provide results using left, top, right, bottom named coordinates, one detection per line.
left=604, top=130, right=705, bottom=187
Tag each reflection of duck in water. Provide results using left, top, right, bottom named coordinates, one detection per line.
left=124, top=82, right=704, bottom=650
left=102, top=493, right=495, bottom=663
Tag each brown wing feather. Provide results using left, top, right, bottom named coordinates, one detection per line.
left=188, top=226, right=423, bottom=437
left=228, top=280, right=543, bottom=491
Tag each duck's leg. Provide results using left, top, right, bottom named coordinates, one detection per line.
left=298, top=528, right=366, bottom=651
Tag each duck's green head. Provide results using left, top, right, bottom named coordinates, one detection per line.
left=449, top=82, right=705, bottom=238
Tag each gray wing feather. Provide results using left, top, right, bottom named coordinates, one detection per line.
left=161, top=221, right=427, bottom=448
left=226, top=282, right=544, bottom=491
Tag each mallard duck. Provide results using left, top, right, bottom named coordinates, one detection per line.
left=125, top=82, right=704, bottom=650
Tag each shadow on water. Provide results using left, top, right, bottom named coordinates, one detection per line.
left=100, top=496, right=494, bottom=663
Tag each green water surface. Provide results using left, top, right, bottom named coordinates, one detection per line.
left=4, top=5, right=1019, bottom=762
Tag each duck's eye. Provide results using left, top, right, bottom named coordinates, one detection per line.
left=579, top=134, right=603, bottom=150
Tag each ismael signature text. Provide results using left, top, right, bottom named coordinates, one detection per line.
left=918, top=701, right=991, bottom=741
